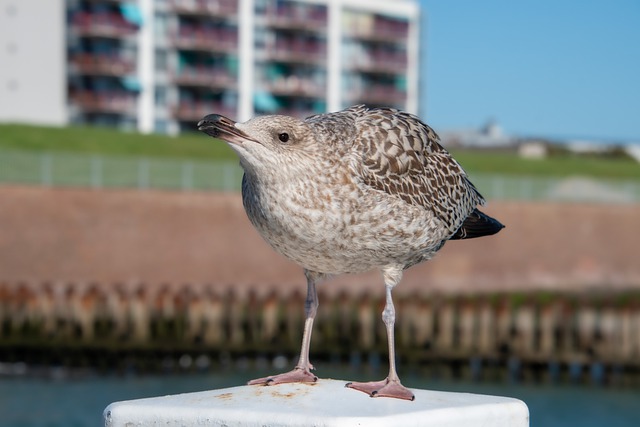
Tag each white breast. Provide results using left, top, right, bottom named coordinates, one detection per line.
left=242, top=169, right=448, bottom=275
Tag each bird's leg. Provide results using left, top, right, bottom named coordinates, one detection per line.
left=346, top=268, right=414, bottom=400
left=248, top=271, right=320, bottom=386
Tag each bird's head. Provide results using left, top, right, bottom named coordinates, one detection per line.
left=198, top=113, right=320, bottom=174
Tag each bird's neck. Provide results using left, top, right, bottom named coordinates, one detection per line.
left=240, top=157, right=348, bottom=218
left=241, top=154, right=336, bottom=189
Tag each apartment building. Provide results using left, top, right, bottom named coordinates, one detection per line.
left=0, top=0, right=420, bottom=134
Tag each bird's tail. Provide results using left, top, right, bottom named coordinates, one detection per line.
left=449, top=208, right=504, bottom=240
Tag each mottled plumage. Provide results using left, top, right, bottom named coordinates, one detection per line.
left=198, top=105, right=504, bottom=401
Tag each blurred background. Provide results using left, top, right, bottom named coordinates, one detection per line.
left=0, top=0, right=639, bottom=426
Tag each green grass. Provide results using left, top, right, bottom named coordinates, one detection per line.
left=1, top=123, right=639, bottom=180
left=452, top=150, right=640, bottom=180
left=0, top=123, right=237, bottom=161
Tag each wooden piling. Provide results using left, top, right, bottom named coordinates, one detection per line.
left=1, top=281, right=639, bottom=376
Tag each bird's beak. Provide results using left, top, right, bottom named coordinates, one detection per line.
left=197, top=114, right=258, bottom=145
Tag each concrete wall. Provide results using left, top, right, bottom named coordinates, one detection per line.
left=0, top=185, right=638, bottom=295
left=0, top=0, right=67, bottom=125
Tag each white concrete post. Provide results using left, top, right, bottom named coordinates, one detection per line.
left=137, top=0, right=155, bottom=134
left=104, top=379, right=529, bottom=427
left=238, top=0, right=255, bottom=122
left=327, top=0, right=343, bottom=113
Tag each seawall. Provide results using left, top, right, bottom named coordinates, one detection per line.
left=0, top=184, right=638, bottom=294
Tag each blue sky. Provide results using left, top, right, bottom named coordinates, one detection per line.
left=417, top=0, right=640, bottom=141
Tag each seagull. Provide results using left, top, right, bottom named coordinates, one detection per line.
left=198, top=105, right=504, bottom=400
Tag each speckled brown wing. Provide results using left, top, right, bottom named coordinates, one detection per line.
left=352, top=107, right=485, bottom=235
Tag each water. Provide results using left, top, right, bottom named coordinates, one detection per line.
left=1, top=363, right=638, bottom=427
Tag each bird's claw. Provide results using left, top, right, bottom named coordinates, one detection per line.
left=346, top=378, right=415, bottom=401
left=248, top=367, right=318, bottom=386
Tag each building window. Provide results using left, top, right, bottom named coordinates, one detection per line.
left=155, top=49, right=167, bottom=72
left=155, top=86, right=167, bottom=107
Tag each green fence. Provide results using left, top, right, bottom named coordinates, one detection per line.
left=0, top=150, right=243, bottom=192
left=1, top=149, right=639, bottom=202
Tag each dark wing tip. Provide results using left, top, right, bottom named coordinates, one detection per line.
left=450, top=208, right=505, bottom=240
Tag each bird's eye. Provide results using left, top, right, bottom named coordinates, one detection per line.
left=278, top=133, right=289, bottom=143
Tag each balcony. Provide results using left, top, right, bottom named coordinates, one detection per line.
left=69, top=53, right=136, bottom=77
left=172, top=67, right=236, bottom=89
left=169, top=0, right=238, bottom=18
left=260, top=78, right=325, bottom=99
left=172, top=101, right=236, bottom=122
left=70, top=12, right=139, bottom=39
left=69, top=90, right=137, bottom=116
left=344, top=29, right=408, bottom=45
left=263, top=2, right=327, bottom=34
left=347, top=86, right=406, bottom=107
left=260, top=38, right=326, bottom=66
left=171, top=27, right=238, bottom=53
left=264, top=107, right=317, bottom=119
left=343, top=15, right=409, bottom=45
left=348, top=50, right=407, bottom=75
left=263, top=16, right=326, bottom=34
left=85, top=0, right=128, bottom=4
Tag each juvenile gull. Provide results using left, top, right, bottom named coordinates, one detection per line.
left=198, top=105, right=504, bottom=401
